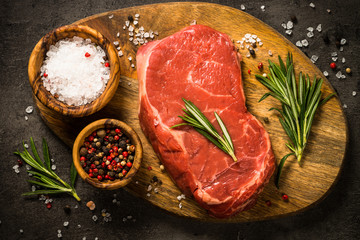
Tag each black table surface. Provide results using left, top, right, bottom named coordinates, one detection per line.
left=1, top=0, right=359, bottom=239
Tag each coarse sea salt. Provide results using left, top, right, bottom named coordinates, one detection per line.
left=40, top=37, right=110, bottom=106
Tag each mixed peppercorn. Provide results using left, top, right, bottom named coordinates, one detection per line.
left=79, top=127, right=136, bottom=181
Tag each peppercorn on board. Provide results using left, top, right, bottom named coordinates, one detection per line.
left=31, top=2, right=347, bottom=222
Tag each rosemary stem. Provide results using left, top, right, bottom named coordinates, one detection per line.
left=71, top=190, right=81, bottom=201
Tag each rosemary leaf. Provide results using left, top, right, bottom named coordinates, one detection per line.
left=16, top=138, right=81, bottom=201
left=172, top=99, right=237, bottom=162
left=255, top=53, right=334, bottom=188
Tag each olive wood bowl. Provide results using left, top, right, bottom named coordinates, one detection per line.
left=28, top=24, right=120, bottom=117
left=73, top=119, right=143, bottom=190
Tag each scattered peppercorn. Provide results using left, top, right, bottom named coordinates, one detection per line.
left=85, top=52, right=91, bottom=58
left=335, top=40, right=341, bottom=48
left=128, top=15, right=134, bottom=21
left=43, top=72, right=48, bottom=77
left=265, top=200, right=272, bottom=206
left=104, top=62, right=110, bottom=67
left=322, top=33, right=330, bottom=44
left=247, top=69, right=251, bottom=74
left=17, top=159, right=23, bottom=167
left=64, top=205, right=71, bottom=214
left=282, top=194, right=289, bottom=201
left=330, top=62, right=336, bottom=69
left=79, top=127, right=135, bottom=181
left=346, top=68, right=351, bottom=74
left=249, top=49, right=255, bottom=56
left=290, top=15, right=297, bottom=24
left=258, top=62, right=263, bottom=70
left=46, top=202, right=52, bottom=209
left=263, top=117, right=269, bottom=124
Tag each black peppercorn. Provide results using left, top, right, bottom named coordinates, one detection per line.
left=119, top=140, right=126, bottom=149
left=290, top=15, right=297, bottom=24
left=108, top=171, right=115, bottom=177
left=128, top=15, right=134, bottom=21
left=335, top=40, right=341, bottom=48
left=249, top=49, right=255, bottom=56
left=80, top=147, right=87, bottom=156
left=64, top=205, right=71, bottom=214
left=124, top=166, right=130, bottom=171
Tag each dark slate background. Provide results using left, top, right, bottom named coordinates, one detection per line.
left=1, top=0, right=359, bottom=239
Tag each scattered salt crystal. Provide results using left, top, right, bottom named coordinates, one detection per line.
left=179, top=202, right=183, bottom=209
left=323, top=71, right=329, bottom=76
left=190, top=20, right=197, bottom=25
left=51, top=158, right=55, bottom=162
left=112, top=199, right=117, bottom=204
left=117, top=47, right=121, bottom=51
left=281, top=23, right=287, bottom=29
left=26, top=164, right=31, bottom=170
left=57, top=233, right=62, bottom=238
left=116, top=32, right=120, bottom=37
left=128, top=56, right=132, bottom=61
left=136, top=181, right=139, bottom=184
left=19, top=229, right=24, bottom=234
left=133, top=21, right=138, bottom=25
left=135, top=13, right=140, bottom=18
left=342, top=57, right=346, bottom=63
left=25, top=116, right=28, bottom=121
left=177, top=195, right=182, bottom=201
left=331, top=52, right=338, bottom=57
left=340, top=46, right=344, bottom=52
left=352, top=91, right=357, bottom=96
left=285, top=30, right=292, bottom=35
left=113, top=41, right=119, bottom=46
left=146, top=193, right=151, bottom=197
left=307, top=31, right=314, bottom=38
left=131, top=64, right=135, bottom=68
left=31, top=185, right=36, bottom=192
left=311, top=55, right=319, bottom=63
left=92, top=215, right=98, bottom=221
left=123, top=26, right=126, bottom=30
left=336, top=71, right=342, bottom=79
left=296, top=41, right=303, bottom=47
left=316, top=24, right=322, bottom=32
left=260, top=5, right=265, bottom=11
left=63, top=221, right=69, bottom=227
left=301, top=39, right=309, bottom=47
left=309, top=3, right=315, bottom=8
left=246, top=53, right=251, bottom=58
left=118, top=51, right=123, bottom=57
left=327, top=9, right=331, bottom=13
left=258, top=42, right=263, bottom=47
left=245, top=33, right=251, bottom=39
left=332, top=57, right=338, bottom=62
left=125, top=21, right=130, bottom=27
left=25, top=106, right=33, bottom=114
left=108, top=14, right=113, bottom=19
left=343, top=104, right=347, bottom=108
left=77, top=224, right=81, bottom=228
left=268, top=50, right=273, bottom=56
left=144, top=32, right=150, bottom=38
left=147, top=185, right=152, bottom=192
left=340, top=38, right=347, bottom=45
left=13, top=165, right=19, bottom=170
left=241, top=4, right=245, bottom=10
left=341, top=75, right=346, bottom=79
left=24, top=143, right=29, bottom=148
left=51, top=165, right=56, bottom=170
left=286, top=21, right=293, bottom=30
left=307, top=27, right=314, bottom=32
left=15, top=168, right=20, bottom=174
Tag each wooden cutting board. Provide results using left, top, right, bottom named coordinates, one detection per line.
left=31, top=2, right=347, bottom=222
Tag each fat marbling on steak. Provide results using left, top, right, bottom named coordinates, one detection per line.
left=136, top=25, right=275, bottom=218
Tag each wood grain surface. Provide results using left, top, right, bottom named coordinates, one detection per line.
left=30, top=2, right=347, bottom=222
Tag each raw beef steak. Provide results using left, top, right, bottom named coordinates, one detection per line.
left=136, top=25, right=275, bottom=218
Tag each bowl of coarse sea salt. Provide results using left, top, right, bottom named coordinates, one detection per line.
left=28, top=24, right=120, bottom=117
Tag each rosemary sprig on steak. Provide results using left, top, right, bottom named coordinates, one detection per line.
left=171, top=98, right=238, bottom=162
left=255, top=53, right=334, bottom=188
left=14, top=138, right=80, bottom=201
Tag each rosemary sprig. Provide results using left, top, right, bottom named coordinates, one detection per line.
left=255, top=53, right=334, bottom=188
left=171, top=98, right=237, bottom=162
left=14, top=137, right=80, bottom=201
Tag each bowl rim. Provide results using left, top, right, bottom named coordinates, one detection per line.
left=28, top=24, right=120, bottom=117
left=72, top=119, right=143, bottom=190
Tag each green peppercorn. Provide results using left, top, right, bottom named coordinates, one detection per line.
left=80, top=147, right=87, bottom=156
left=94, top=160, right=100, bottom=166
left=108, top=171, right=115, bottom=177
left=118, top=173, right=124, bottom=178
left=99, top=169, right=104, bottom=175
left=129, top=145, right=135, bottom=152
left=121, top=161, right=126, bottom=166
left=97, top=129, right=106, bottom=138
left=128, top=155, right=134, bottom=161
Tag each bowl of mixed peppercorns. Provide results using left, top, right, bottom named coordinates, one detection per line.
left=73, top=119, right=142, bottom=190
